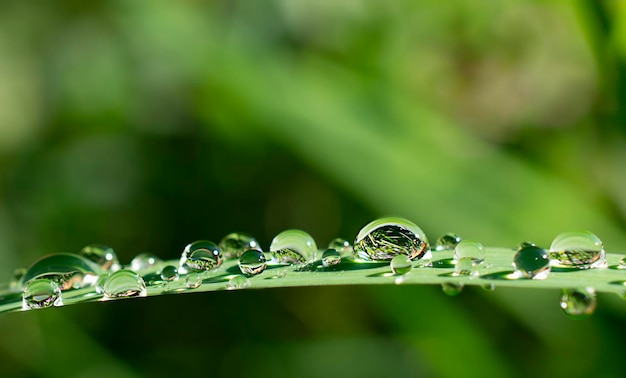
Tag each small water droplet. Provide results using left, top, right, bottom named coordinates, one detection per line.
left=453, top=240, right=485, bottom=264
left=394, top=276, right=406, bottom=285
left=227, top=275, right=250, bottom=290
left=435, top=233, right=462, bottom=251
left=353, top=218, right=429, bottom=261
left=130, top=253, right=162, bottom=273
left=269, top=229, right=317, bottom=265
left=513, top=245, right=550, bottom=279
left=180, top=240, right=223, bottom=272
left=185, top=273, right=202, bottom=289
left=103, top=270, right=146, bottom=298
left=619, top=257, right=626, bottom=269
left=441, top=282, right=464, bottom=296
left=160, top=265, right=179, bottom=282
left=79, top=244, right=120, bottom=272
left=21, top=253, right=100, bottom=290
left=516, top=241, right=536, bottom=250
left=239, top=250, right=267, bottom=276
left=560, top=288, right=597, bottom=319
left=321, top=249, right=342, bottom=268
left=482, top=283, right=495, bottom=291
left=549, top=230, right=606, bottom=269
left=22, top=279, right=63, bottom=310
left=95, top=274, right=109, bottom=294
left=327, top=238, right=352, bottom=256
left=219, top=232, right=262, bottom=259
left=390, top=255, right=412, bottom=275
left=453, top=257, right=478, bottom=277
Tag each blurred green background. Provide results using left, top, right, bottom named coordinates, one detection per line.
left=1, top=0, right=626, bottom=377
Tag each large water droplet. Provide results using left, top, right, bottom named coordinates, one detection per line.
left=453, top=240, right=485, bottom=264
left=79, top=244, right=120, bottom=272
left=560, top=288, right=597, bottom=319
left=95, top=274, right=109, bottom=294
left=328, top=238, right=352, bottom=256
left=130, top=253, right=162, bottom=273
left=22, top=279, right=63, bottom=310
left=160, top=265, right=179, bottom=282
left=219, top=233, right=262, bottom=259
left=453, top=257, right=478, bottom=277
left=435, top=233, right=462, bottom=251
left=238, top=250, right=267, bottom=276
left=103, top=270, right=146, bottom=298
left=269, top=229, right=317, bottom=265
left=441, top=282, right=463, bottom=296
left=390, top=255, right=412, bottom=275
left=353, top=218, right=429, bottom=261
left=185, top=273, right=202, bottom=289
left=180, top=240, right=223, bottom=272
left=549, top=230, right=605, bottom=269
left=513, top=245, right=550, bottom=279
left=321, top=249, right=341, bottom=268
left=21, top=253, right=101, bottom=290
left=227, top=275, right=250, bottom=290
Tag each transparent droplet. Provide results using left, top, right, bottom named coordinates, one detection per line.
left=238, top=249, right=267, bottom=276
left=441, top=282, right=464, bottom=296
left=328, top=238, right=352, bottom=256
left=219, top=232, right=262, bottom=259
left=103, top=270, right=146, bottom=298
left=482, top=283, right=495, bottom=291
left=513, top=245, right=550, bottom=279
left=21, top=253, right=101, bottom=290
left=560, top=288, right=597, bottom=319
left=95, top=274, right=109, bottom=294
left=516, top=241, right=536, bottom=250
left=227, top=275, right=250, bottom=290
left=390, top=255, right=412, bottom=275
left=180, top=240, right=223, bottom=272
left=160, top=265, right=179, bottom=282
left=549, top=230, right=605, bottom=269
left=453, top=257, right=478, bottom=277
left=79, top=244, right=120, bottom=272
left=453, top=240, right=485, bottom=264
left=22, top=279, right=62, bottom=310
left=435, top=233, right=462, bottom=251
left=619, top=257, right=626, bottom=269
left=130, top=253, right=162, bottom=273
left=185, top=273, right=202, bottom=289
left=353, top=218, right=429, bottom=261
left=321, top=249, right=342, bottom=268
left=269, top=229, right=317, bottom=265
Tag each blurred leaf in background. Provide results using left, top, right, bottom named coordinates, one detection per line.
left=0, top=0, right=626, bottom=377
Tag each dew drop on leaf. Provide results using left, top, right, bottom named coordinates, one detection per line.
left=238, top=249, right=267, bottom=276
left=549, top=230, right=606, bottom=269
left=560, top=288, right=597, bottom=319
left=353, top=218, right=429, bottom=262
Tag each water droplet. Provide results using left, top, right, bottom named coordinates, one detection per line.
left=453, top=240, right=485, bottom=264
left=435, top=233, right=462, bottom=251
left=390, top=255, right=412, bottom=275
left=560, top=288, right=597, bottom=319
left=516, top=241, right=536, bottom=250
left=619, top=257, right=626, bottom=269
left=180, top=240, right=223, bottom=272
left=482, top=283, right=495, bottom=291
left=95, top=274, right=109, bottom=294
left=353, top=217, right=429, bottom=261
left=103, top=270, right=146, bottom=298
left=549, top=230, right=605, bottom=269
left=185, top=273, right=202, bottom=289
left=219, top=232, right=262, bottom=259
left=441, top=282, right=463, bottom=296
left=130, top=253, right=161, bottom=273
left=328, top=238, right=352, bottom=256
left=453, top=257, right=478, bottom=277
left=269, top=229, right=317, bottom=265
left=160, top=265, right=179, bottom=282
left=21, top=253, right=101, bottom=290
left=513, top=245, right=550, bottom=279
left=79, top=244, right=120, bottom=272
left=238, top=250, right=267, bottom=276
left=227, top=275, right=250, bottom=290
left=321, top=249, right=342, bottom=268
left=22, top=279, right=63, bottom=309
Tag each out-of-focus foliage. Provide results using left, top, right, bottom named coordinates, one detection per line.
left=0, top=1, right=625, bottom=377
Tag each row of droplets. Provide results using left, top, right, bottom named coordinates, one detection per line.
left=16, top=217, right=612, bottom=318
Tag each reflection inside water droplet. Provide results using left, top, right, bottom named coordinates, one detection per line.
left=219, top=232, right=262, bottom=259
left=79, top=244, right=120, bottom=272
left=321, top=249, right=341, bottom=268
left=103, top=270, right=146, bottom=299
left=441, top=282, right=464, bottom=296
left=560, top=288, right=597, bottom=319
left=513, top=245, right=550, bottom=279
left=22, top=279, right=63, bottom=310
left=453, top=240, right=485, bottom=264
left=185, top=273, right=202, bottom=289
left=21, top=253, right=100, bottom=291
left=239, top=250, right=267, bottom=276
left=160, top=265, right=179, bottom=282
left=269, top=229, right=317, bottom=265
left=130, top=253, right=162, bottom=273
left=328, top=238, right=352, bottom=256
left=227, top=275, right=250, bottom=290
left=353, top=218, right=429, bottom=261
left=436, top=233, right=462, bottom=251
left=453, top=257, right=478, bottom=277
left=549, top=230, right=605, bottom=269
left=180, top=240, right=222, bottom=272
left=390, top=255, right=412, bottom=275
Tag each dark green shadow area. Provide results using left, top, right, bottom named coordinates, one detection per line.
left=608, top=265, right=624, bottom=270
left=481, top=271, right=517, bottom=280
left=366, top=271, right=394, bottom=278
left=609, top=280, right=626, bottom=286
left=432, top=258, right=455, bottom=268
left=551, top=267, right=583, bottom=273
